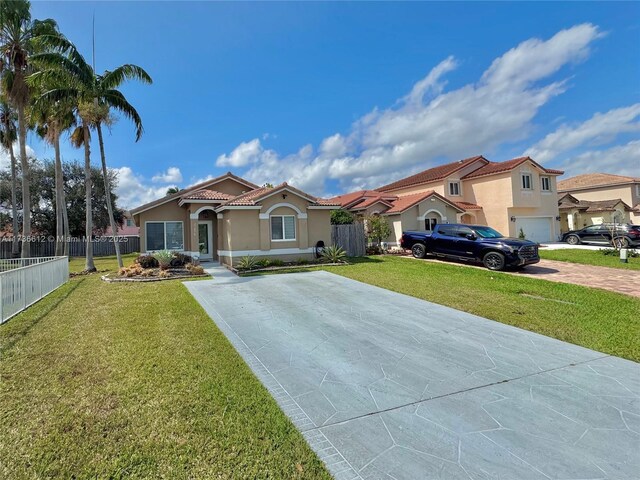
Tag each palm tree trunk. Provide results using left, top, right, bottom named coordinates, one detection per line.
left=96, top=122, right=123, bottom=268
left=83, top=123, right=96, bottom=272
left=17, top=106, right=30, bottom=258
left=54, top=131, right=65, bottom=256
left=62, top=190, right=69, bottom=257
left=9, top=142, right=19, bottom=258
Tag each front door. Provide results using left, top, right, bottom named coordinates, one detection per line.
left=198, top=221, right=214, bottom=260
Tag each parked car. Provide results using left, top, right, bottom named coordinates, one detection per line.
left=561, top=224, right=640, bottom=248
left=400, top=224, right=540, bottom=271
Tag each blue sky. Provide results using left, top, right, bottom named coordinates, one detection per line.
left=16, top=1, right=640, bottom=207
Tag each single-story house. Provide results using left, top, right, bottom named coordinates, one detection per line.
left=130, top=173, right=338, bottom=266
left=557, top=173, right=640, bottom=224
left=558, top=193, right=633, bottom=232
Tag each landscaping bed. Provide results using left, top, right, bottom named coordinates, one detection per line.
left=102, top=251, right=210, bottom=282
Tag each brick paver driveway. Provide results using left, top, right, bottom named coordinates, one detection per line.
left=513, top=259, right=640, bottom=297
left=186, top=266, right=639, bottom=480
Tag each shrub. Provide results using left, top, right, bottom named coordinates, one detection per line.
left=141, top=269, right=154, bottom=277
left=270, top=259, right=284, bottom=267
left=321, top=245, right=347, bottom=263
left=153, top=250, right=174, bottom=270
left=187, top=264, right=205, bottom=275
left=600, top=248, right=639, bottom=257
left=366, top=245, right=382, bottom=255
left=518, top=228, right=527, bottom=240
left=158, top=270, right=170, bottom=278
left=331, top=209, right=355, bottom=225
left=365, top=215, right=392, bottom=246
left=236, top=256, right=259, bottom=271
left=136, top=254, right=159, bottom=269
left=256, top=259, right=271, bottom=268
left=295, top=258, right=309, bottom=265
left=170, top=252, right=193, bottom=267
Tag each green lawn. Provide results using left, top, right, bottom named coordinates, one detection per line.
left=539, top=248, right=640, bottom=270
left=0, top=254, right=330, bottom=479
left=264, top=256, right=639, bottom=362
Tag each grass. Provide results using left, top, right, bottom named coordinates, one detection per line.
left=539, top=248, right=640, bottom=270
left=261, top=256, right=640, bottom=362
left=0, top=254, right=330, bottom=479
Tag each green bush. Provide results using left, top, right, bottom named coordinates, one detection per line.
left=331, top=209, right=355, bottom=225
left=135, top=254, right=159, bottom=269
left=236, top=256, right=260, bottom=271
left=600, top=248, right=639, bottom=257
left=295, top=258, right=309, bottom=265
left=152, top=250, right=174, bottom=270
left=270, top=259, right=284, bottom=267
left=321, top=245, right=347, bottom=263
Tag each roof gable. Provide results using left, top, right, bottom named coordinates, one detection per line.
left=384, top=190, right=465, bottom=214
left=462, top=156, right=563, bottom=180
left=218, top=182, right=339, bottom=209
left=377, top=155, right=489, bottom=192
left=131, top=172, right=259, bottom=215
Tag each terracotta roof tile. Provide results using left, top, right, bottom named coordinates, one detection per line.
left=461, top=156, right=562, bottom=179
left=180, top=189, right=234, bottom=201
left=385, top=191, right=436, bottom=214
left=557, top=173, right=640, bottom=191
left=377, top=156, right=488, bottom=192
left=222, top=183, right=340, bottom=207
left=329, top=190, right=397, bottom=208
left=453, top=201, right=483, bottom=211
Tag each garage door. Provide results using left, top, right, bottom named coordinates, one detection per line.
left=515, top=217, right=553, bottom=243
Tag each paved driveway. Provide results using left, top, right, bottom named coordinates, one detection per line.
left=185, top=267, right=639, bottom=480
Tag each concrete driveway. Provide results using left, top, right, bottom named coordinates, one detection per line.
left=185, top=267, right=639, bottom=480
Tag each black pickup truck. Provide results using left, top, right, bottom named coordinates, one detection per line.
left=400, top=224, right=540, bottom=270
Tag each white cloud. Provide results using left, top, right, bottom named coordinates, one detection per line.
left=151, top=166, right=183, bottom=183
left=0, top=142, right=36, bottom=170
left=216, top=138, right=264, bottom=167
left=115, top=166, right=175, bottom=209
left=215, top=23, right=603, bottom=195
left=525, top=104, right=640, bottom=162
left=557, top=140, right=640, bottom=178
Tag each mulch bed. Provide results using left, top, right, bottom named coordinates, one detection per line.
left=101, top=267, right=210, bottom=283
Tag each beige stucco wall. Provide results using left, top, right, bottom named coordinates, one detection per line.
left=382, top=197, right=461, bottom=244
left=561, top=184, right=639, bottom=224
left=135, top=200, right=191, bottom=252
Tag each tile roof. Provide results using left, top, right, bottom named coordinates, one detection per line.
left=558, top=198, right=631, bottom=212
left=377, top=156, right=488, bottom=192
left=384, top=191, right=465, bottom=214
left=461, top=156, right=563, bottom=179
left=351, top=196, right=395, bottom=210
left=180, top=189, right=234, bottom=201
left=329, top=190, right=397, bottom=209
left=221, top=183, right=340, bottom=207
left=557, top=173, right=640, bottom=191
left=453, top=201, right=483, bottom=211
left=131, top=172, right=259, bottom=214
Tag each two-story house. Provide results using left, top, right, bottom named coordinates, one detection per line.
left=331, top=155, right=563, bottom=244
left=557, top=173, right=640, bottom=229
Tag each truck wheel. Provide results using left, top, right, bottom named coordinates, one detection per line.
left=566, top=235, right=580, bottom=245
left=411, top=243, right=427, bottom=259
left=483, top=251, right=505, bottom=271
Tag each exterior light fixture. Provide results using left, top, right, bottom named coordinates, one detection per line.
left=510, top=216, right=516, bottom=222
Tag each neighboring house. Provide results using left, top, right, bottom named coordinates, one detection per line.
left=332, top=155, right=563, bottom=244
left=558, top=193, right=632, bottom=233
left=102, top=211, right=140, bottom=237
left=130, top=172, right=338, bottom=266
left=557, top=173, right=640, bottom=226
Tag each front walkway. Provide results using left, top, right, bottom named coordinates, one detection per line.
left=185, top=266, right=639, bottom=480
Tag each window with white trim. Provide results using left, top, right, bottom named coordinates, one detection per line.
left=448, top=181, right=461, bottom=196
left=126, top=219, right=134, bottom=227
left=271, top=215, right=296, bottom=241
left=146, top=221, right=184, bottom=250
left=540, top=176, right=551, bottom=192
left=521, top=173, right=533, bottom=190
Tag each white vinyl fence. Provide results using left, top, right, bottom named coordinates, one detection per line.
left=0, top=257, right=69, bottom=324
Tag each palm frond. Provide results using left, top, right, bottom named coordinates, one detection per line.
left=101, top=64, right=152, bottom=90
left=103, top=89, right=144, bottom=141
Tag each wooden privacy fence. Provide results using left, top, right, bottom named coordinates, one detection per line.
left=331, top=223, right=366, bottom=257
left=0, top=256, right=69, bottom=324
left=0, top=236, right=140, bottom=259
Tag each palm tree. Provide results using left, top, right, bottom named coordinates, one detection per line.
left=166, top=187, right=180, bottom=196
left=0, top=0, right=71, bottom=257
left=30, top=97, right=75, bottom=256
left=0, top=98, right=19, bottom=257
left=34, top=47, right=151, bottom=269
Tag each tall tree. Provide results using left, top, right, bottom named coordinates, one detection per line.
left=34, top=50, right=151, bottom=269
left=0, top=98, right=19, bottom=256
left=31, top=97, right=75, bottom=255
left=0, top=0, right=71, bottom=257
